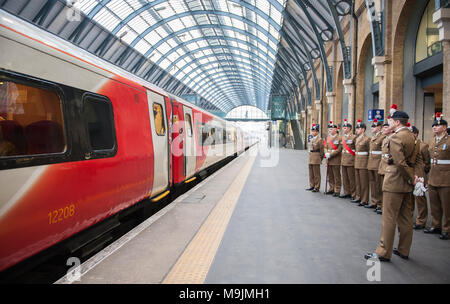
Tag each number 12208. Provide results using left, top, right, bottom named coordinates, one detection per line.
left=48, top=204, right=75, bottom=224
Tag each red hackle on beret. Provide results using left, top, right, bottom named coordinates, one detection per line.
left=390, top=104, right=398, bottom=116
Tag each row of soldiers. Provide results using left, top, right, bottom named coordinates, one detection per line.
left=307, top=105, right=449, bottom=261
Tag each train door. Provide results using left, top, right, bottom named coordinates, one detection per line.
left=183, top=106, right=196, bottom=178
left=147, top=90, right=169, bottom=195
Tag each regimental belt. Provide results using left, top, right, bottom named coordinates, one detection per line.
left=431, top=159, right=450, bottom=165
left=356, top=152, right=369, bottom=156
left=370, top=151, right=382, bottom=155
left=310, top=149, right=321, bottom=153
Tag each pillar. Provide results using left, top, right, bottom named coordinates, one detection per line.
left=372, top=56, right=391, bottom=112
left=326, top=92, right=336, bottom=122
left=314, top=99, right=322, bottom=136
left=343, top=78, right=355, bottom=124
left=301, top=110, right=306, bottom=136
left=434, top=7, right=450, bottom=116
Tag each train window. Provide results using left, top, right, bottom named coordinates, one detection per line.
left=185, top=113, right=192, bottom=137
left=83, top=95, right=115, bottom=151
left=0, top=80, right=66, bottom=157
left=215, top=127, right=223, bottom=145
left=210, top=127, right=216, bottom=146
left=198, top=122, right=211, bottom=146
left=153, top=103, right=165, bottom=136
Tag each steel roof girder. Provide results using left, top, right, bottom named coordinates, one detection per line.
left=189, top=70, right=266, bottom=98
left=211, top=86, right=270, bottom=106
left=163, top=43, right=276, bottom=78
left=279, top=35, right=312, bottom=106
left=146, top=24, right=278, bottom=64
left=32, top=0, right=57, bottom=26
left=292, top=0, right=333, bottom=92
left=325, top=0, right=352, bottom=79
left=114, top=10, right=278, bottom=50
left=169, top=53, right=273, bottom=86
left=365, top=0, right=385, bottom=56
left=199, top=80, right=270, bottom=100
left=141, top=34, right=277, bottom=81
left=181, top=61, right=273, bottom=88
left=281, top=22, right=320, bottom=99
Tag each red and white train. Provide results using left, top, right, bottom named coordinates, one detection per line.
left=0, top=10, right=254, bottom=273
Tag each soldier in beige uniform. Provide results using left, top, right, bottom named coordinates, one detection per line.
left=365, top=110, right=417, bottom=261
left=351, top=120, right=370, bottom=206
left=307, top=124, right=324, bottom=193
left=366, top=119, right=386, bottom=210
left=324, top=121, right=342, bottom=197
left=424, top=113, right=450, bottom=240
left=410, top=126, right=430, bottom=230
left=340, top=119, right=356, bottom=199
left=376, top=120, right=394, bottom=215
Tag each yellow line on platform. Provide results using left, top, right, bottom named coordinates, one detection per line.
left=162, top=153, right=256, bottom=284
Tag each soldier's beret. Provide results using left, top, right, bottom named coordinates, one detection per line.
left=342, top=119, right=352, bottom=128
left=356, top=119, right=366, bottom=129
left=328, top=121, right=338, bottom=128
left=371, top=118, right=383, bottom=127
left=391, top=110, right=409, bottom=120
left=432, top=112, right=448, bottom=127
left=311, top=124, right=320, bottom=131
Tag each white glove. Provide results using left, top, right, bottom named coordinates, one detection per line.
left=413, top=177, right=427, bottom=197
left=325, top=153, right=330, bottom=159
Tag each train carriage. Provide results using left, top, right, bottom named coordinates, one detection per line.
left=0, top=10, right=250, bottom=273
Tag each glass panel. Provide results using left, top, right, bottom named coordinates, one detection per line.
left=153, top=103, right=166, bottom=136
left=225, top=105, right=269, bottom=119
left=416, top=0, right=443, bottom=63
left=84, top=96, right=115, bottom=151
left=185, top=113, right=192, bottom=137
left=0, top=81, right=66, bottom=156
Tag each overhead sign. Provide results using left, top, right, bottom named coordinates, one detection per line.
left=271, top=95, right=287, bottom=120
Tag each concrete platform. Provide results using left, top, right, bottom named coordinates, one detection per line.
left=205, top=149, right=450, bottom=284
left=58, top=147, right=450, bottom=284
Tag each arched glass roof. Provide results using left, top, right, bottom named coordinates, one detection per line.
left=225, top=105, right=269, bottom=119
left=71, top=0, right=286, bottom=113
left=1, top=0, right=355, bottom=115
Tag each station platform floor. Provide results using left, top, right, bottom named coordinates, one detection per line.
left=57, top=147, right=450, bottom=284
